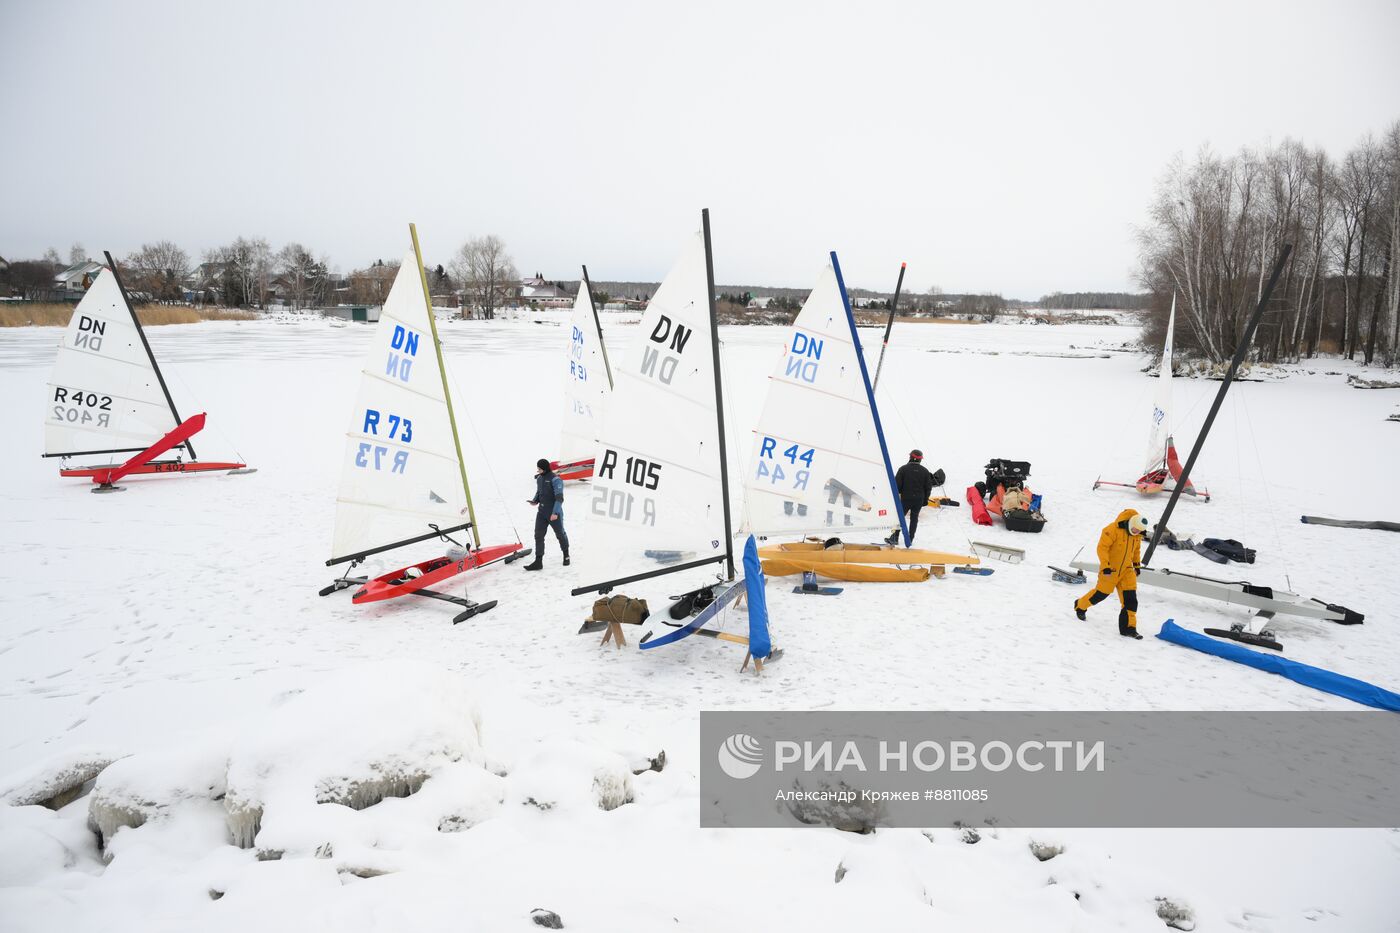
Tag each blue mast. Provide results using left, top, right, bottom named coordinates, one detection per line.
left=831, top=251, right=909, bottom=547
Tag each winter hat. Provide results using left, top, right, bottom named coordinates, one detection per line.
left=1129, top=513, right=1152, bottom=535
left=910, top=449, right=923, bottom=461
left=536, top=458, right=551, bottom=472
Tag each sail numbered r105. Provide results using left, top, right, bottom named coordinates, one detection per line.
left=593, top=449, right=659, bottom=525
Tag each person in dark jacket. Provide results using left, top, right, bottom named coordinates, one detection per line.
left=885, top=449, right=936, bottom=546
left=523, top=458, right=568, bottom=571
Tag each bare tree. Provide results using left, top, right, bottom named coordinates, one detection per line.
left=69, top=243, right=87, bottom=265
left=450, top=235, right=519, bottom=320
left=348, top=259, right=400, bottom=306
left=277, top=242, right=329, bottom=309
left=1332, top=137, right=1383, bottom=358
left=1137, top=128, right=1400, bottom=367
left=206, top=237, right=272, bottom=307
left=1381, top=121, right=1400, bottom=365
left=125, top=241, right=190, bottom=302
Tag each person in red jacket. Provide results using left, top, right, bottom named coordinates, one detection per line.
left=1074, top=508, right=1151, bottom=639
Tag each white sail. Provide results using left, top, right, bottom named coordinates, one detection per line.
left=1143, top=294, right=1176, bottom=474
left=329, top=254, right=469, bottom=563
left=44, top=269, right=181, bottom=458
left=574, top=230, right=728, bottom=590
left=559, top=278, right=610, bottom=464
left=742, top=258, right=900, bottom=539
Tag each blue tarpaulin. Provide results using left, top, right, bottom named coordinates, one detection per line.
left=742, top=535, right=772, bottom=660
left=1157, top=620, right=1400, bottom=713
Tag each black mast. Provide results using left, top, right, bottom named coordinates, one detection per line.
left=104, top=250, right=195, bottom=460
left=703, top=208, right=736, bottom=582
left=581, top=264, right=613, bottom=389
left=872, top=261, right=907, bottom=389
left=566, top=214, right=733, bottom=596
left=1143, top=244, right=1292, bottom=566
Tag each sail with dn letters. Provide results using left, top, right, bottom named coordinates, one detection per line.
left=571, top=221, right=732, bottom=596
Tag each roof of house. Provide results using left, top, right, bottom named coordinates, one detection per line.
left=520, top=276, right=573, bottom=300
left=54, top=260, right=105, bottom=284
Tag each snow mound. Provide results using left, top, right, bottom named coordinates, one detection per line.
left=0, top=748, right=118, bottom=809
left=223, top=661, right=486, bottom=852
left=86, top=744, right=227, bottom=851
left=506, top=739, right=635, bottom=812
left=0, top=806, right=85, bottom=886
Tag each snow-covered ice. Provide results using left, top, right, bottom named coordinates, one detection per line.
left=1, top=313, right=1398, bottom=931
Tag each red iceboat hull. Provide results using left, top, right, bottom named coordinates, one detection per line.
left=353, top=542, right=527, bottom=604
left=61, top=460, right=247, bottom=479
left=57, top=413, right=250, bottom=486
left=551, top=458, right=595, bottom=482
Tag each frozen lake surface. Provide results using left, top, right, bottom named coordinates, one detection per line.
left=1, top=313, right=1398, bottom=932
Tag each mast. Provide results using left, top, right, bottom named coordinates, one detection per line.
left=1143, top=244, right=1292, bottom=566
left=834, top=252, right=910, bottom=547
left=581, top=264, right=613, bottom=390
left=703, top=208, right=736, bottom=582
left=871, top=261, right=907, bottom=390
left=409, top=223, right=481, bottom=549
left=103, top=250, right=194, bottom=460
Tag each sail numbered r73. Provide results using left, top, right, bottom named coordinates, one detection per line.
left=322, top=224, right=529, bottom=622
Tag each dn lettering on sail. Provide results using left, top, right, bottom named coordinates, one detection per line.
left=783, top=331, right=823, bottom=383
left=72, top=315, right=106, bottom=352
left=639, top=314, right=691, bottom=386
left=569, top=326, right=589, bottom=383
left=386, top=324, right=421, bottom=382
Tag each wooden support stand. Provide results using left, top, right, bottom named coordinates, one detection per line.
left=741, top=652, right=764, bottom=675
left=600, top=620, right=628, bottom=649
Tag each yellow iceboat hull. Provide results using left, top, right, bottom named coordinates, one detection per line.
left=758, top=542, right=978, bottom=566
left=760, top=558, right=931, bottom=582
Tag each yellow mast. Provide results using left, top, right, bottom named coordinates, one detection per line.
left=409, top=223, right=480, bottom=548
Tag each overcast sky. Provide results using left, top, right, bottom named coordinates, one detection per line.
left=2, top=0, right=1398, bottom=298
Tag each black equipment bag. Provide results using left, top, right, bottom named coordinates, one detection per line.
left=984, top=459, right=1031, bottom=491
left=1003, top=508, right=1047, bottom=533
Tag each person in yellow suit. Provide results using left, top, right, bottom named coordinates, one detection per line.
left=1074, top=508, right=1152, bottom=640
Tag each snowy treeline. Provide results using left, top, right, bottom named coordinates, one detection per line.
left=1138, top=120, right=1400, bottom=366
left=1039, top=292, right=1151, bottom=311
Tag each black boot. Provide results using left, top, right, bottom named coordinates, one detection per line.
left=523, top=558, right=543, bottom=571
left=1074, top=601, right=1087, bottom=622
left=1119, top=625, right=1142, bottom=640
left=563, top=553, right=571, bottom=567
left=885, top=531, right=899, bottom=546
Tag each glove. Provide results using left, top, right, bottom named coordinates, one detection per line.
left=1134, top=563, right=1142, bottom=572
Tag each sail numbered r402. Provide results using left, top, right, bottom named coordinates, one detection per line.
left=51, top=387, right=113, bottom=428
